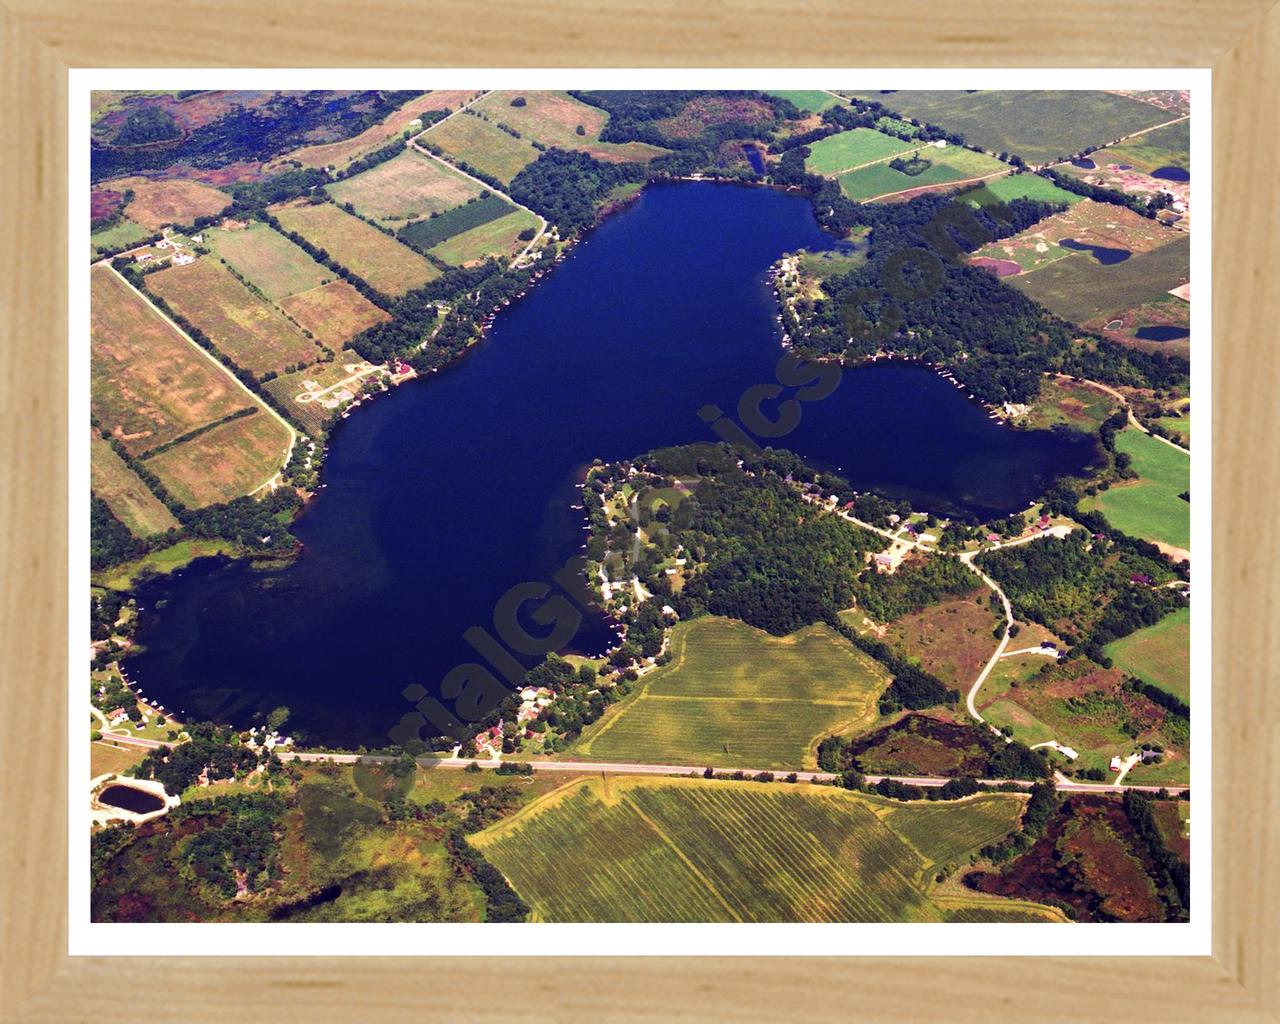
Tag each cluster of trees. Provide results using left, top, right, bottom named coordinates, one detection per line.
left=171, top=792, right=286, bottom=899
left=111, top=106, right=182, bottom=148
left=90, top=496, right=145, bottom=571
left=977, top=780, right=1059, bottom=863
left=975, top=529, right=1183, bottom=655
left=832, top=621, right=958, bottom=713
left=445, top=826, right=528, bottom=922
left=132, top=721, right=268, bottom=795
left=507, top=148, right=645, bottom=232
left=1123, top=789, right=1190, bottom=920
left=92, top=90, right=422, bottom=181
left=851, top=553, right=977, bottom=622
left=569, top=90, right=790, bottom=154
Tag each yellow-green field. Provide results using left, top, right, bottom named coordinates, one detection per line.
left=1104, top=606, right=1190, bottom=702
left=326, top=149, right=481, bottom=225
left=142, top=409, right=292, bottom=508
left=203, top=222, right=332, bottom=301
left=272, top=201, right=440, bottom=297
left=90, top=431, right=179, bottom=537
left=427, top=208, right=539, bottom=266
left=469, top=776, right=1044, bottom=922
left=421, top=113, right=540, bottom=184
left=1081, top=428, right=1190, bottom=549
left=573, top=616, right=889, bottom=769
left=472, top=90, right=607, bottom=149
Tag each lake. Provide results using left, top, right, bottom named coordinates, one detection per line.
left=126, top=182, right=1100, bottom=747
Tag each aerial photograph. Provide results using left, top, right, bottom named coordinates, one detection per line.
left=87, top=87, right=1193, bottom=925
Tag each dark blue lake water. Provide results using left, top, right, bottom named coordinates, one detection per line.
left=1152, top=165, right=1190, bottom=182
left=1059, top=238, right=1131, bottom=265
left=127, top=182, right=1100, bottom=746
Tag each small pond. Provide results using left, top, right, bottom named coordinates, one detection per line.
left=98, top=784, right=165, bottom=814
left=1070, top=158, right=1096, bottom=169
left=1059, top=237, right=1131, bottom=265
left=1135, top=325, right=1190, bottom=342
left=1152, top=165, right=1190, bottom=182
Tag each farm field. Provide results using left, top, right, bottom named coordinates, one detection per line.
left=964, top=172, right=1083, bottom=207
left=472, top=90, right=607, bottom=150
left=1010, top=234, right=1190, bottom=325
left=263, top=357, right=383, bottom=435
left=90, top=740, right=148, bottom=778
left=327, top=149, right=481, bottom=225
left=272, top=201, right=440, bottom=296
left=143, top=408, right=292, bottom=508
left=573, top=617, right=889, bottom=770
left=838, top=146, right=1009, bottom=201
left=427, top=208, right=539, bottom=266
left=768, top=89, right=843, bottom=113
left=397, top=194, right=516, bottom=250
left=90, top=265, right=250, bottom=455
left=202, top=222, right=331, bottom=301
left=972, top=199, right=1179, bottom=274
left=146, top=257, right=323, bottom=377
left=1104, top=607, right=1190, bottom=703
left=278, top=281, right=390, bottom=349
left=270, top=90, right=482, bottom=172
left=1081, top=428, right=1190, bottom=549
left=469, top=776, right=1040, bottom=922
left=804, top=127, right=918, bottom=175
left=90, top=217, right=153, bottom=257
left=101, top=176, right=232, bottom=231
left=882, top=590, right=1002, bottom=690
left=421, top=112, right=540, bottom=184
left=90, top=431, right=179, bottom=537
left=853, top=90, right=1172, bottom=165
left=1088, top=119, right=1190, bottom=176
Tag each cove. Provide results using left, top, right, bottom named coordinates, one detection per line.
left=126, top=182, right=1100, bottom=748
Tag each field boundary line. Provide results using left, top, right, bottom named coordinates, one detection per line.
left=625, top=795, right=744, bottom=922
left=825, top=139, right=933, bottom=177
left=103, top=264, right=297, bottom=496
left=862, top=167, right=1013, bottom=204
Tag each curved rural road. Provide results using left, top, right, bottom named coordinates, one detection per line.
left=1051, top=374, right=1189, bottom=455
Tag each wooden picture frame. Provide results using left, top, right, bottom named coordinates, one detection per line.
left=2, top=2, right=1276, bottom=1018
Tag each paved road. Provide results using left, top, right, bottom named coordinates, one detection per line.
left=279, top=751, right=1186, bottom=795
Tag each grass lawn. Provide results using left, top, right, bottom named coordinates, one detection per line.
left=91, top=217, right=152, bottom=257
left=422, top=113, right=540, bottom=184
left=146, top=257, right=324, bottom=378
left=850, top=90, right=1171, bottom=165
left=90, top=740, right=147, bottom=778
left=90, top=431, right=179, bottom=537
left=768, top=89, right=843, bottom=113
left=203, top=222, right=332, bottom=301
left=1104, top=607, right=1190, bottom=702
left=1081, top=428, right=1190, bottom=549
left=469, top=775, right=1038, bottom=922
left=90, top=265, right=252, bottom=455
left=327, top=149, right=482, bottom=225
left=805, top=127, right=918, bottom=175
left=965, top=172, right=1083, bottom=207
left=1010, top=234, right=1190, bottom=325
left=271, top=201, right=440, bottom=297
left=427, top=208, right=538, bottom=266
left=1153, top=413, right=1191, bottom=446
left=573, top=616, right=888, bottom=770
left=838, top=146, right=1009, bottom=201
left=143, top=408, right=292, bottom=508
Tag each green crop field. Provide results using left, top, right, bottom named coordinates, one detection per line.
left=1011, top=234, right=1190, bottom=325
left=272, top=201, right=440, bottom=297
left=805, top=127, right=918, bottom=175
left=422, top=112, right=540, bottom=184
left=875, top=794, right=1027, bottom=868
left=838, top=146, right=1009, bottom=201
left=146, top=256, right=323, bottom=378
left=327, top=149, right=481, bottom=225
left=851, top=90, right=1171, bottom=165
left=90, top=431, right=179, bottom=537
left=1105, top=606, right=1190, bottom=702
left=1081, top=428, right=1190, bottom=549
left=203, top=222, right=331, bottom=301
left=1093, top=119, right=1190, bottom=175
left=91, top=217, right=152, bottom=257
left=398, top=194, right=515, bottom=250
left=470, top=777, right=1038, bottom=922
left=574, top=617, right=889, bottom=769
left=427, top=208, right=538, bottom=266
left=768, top=89, right=843, bottom=113
left=965, top=172, right=1083, bottom=207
